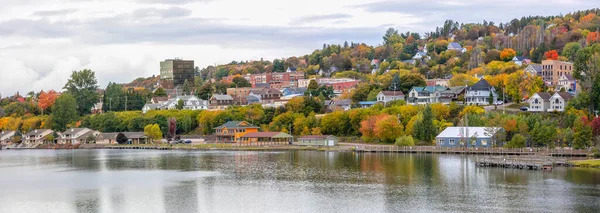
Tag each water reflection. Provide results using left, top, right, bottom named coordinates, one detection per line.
left=0, top=150, right=598, bottom=212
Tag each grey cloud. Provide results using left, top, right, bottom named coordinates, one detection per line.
left=32, top=9, right=78, bottom=16
left=356, top=0, right=599, bottom=33
left=290, top=14, right=352, bottom=25
left=132, top=7, right=193, bottom=19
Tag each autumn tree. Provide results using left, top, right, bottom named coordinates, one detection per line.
left=573, top=116, right=592, bottom=149
left=359, top=114, right=380, bottom=142
left=544, top=50, right=559, bottom=60
left=144, top=124, right=162, bottom=142
left=500, top=48, right=516, bottom=62
left=374, top=114, right=404, bottom=143
left=38, top=90, right=59, bottom=115
left=561, top=42, right=581, bottom=61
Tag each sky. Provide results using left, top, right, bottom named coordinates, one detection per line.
left=0, top=0, right=597, bottom=96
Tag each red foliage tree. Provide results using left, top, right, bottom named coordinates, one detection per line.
left=38, top=90, right=59, bottom=114
left=587, top=32, right=599, bottom=45
left=544, top=50, right=559, bottom=60
left=591, top=116, right=600, bottom=137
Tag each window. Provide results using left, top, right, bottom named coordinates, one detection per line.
left=449, top=139, right=455, bottom=145
left=481, top=140, right=488, bottom=146
left=438, top=139, right=445, bottom=144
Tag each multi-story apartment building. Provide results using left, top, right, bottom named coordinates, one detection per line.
left=227, top=72, right=304, bottom=89
left=160, top=59, right=195, bottom=87
left=541, top=60, right=573, bottom=86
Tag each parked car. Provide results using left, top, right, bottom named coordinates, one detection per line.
left=184, top=140, right=192, bottom=144
left=520, top=106, right=528, bottom=111
left=495, top=101, right=504, bottom=105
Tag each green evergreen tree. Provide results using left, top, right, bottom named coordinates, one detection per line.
left=389, top=74, right=401, bottom=91
left=50, top=93, right=79, bottom=131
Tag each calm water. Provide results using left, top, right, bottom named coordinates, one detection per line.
left=0, top=150, right=599, bottom=213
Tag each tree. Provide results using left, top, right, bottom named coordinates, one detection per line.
left=388, top=74, right=401, bottom=91
left=500, top=48, right=516, bottom=62
left=505, top=133, right=526, bottom=148
left=573, top=117, right=592, bottom=149
left=153, top=87, right=167, bottom=97
left=144, top=124, right=163, bottom=141
left=50, top=93, right=79, bottom=132
left=103, top=82, right=125, bottom=112
left=116, top=133, right=128, bottom=144
left=399, top=74, right=426, bottom=93
left=484, top=49, right=501, bottom=64
left=374, top=114, right=404, bottom=143
left=196, top=82, right=214, bottom=100
left=395, top=135, right=415, bottom=146
left=562, top=42, right=581, bottom=61
left=38, top=90, right=59, bottom=115
left=449, top=74, right=479, bottom=87
left=488, top=91, right=494, bottom=105
left=383, top=28, right=404, bottom=45
left=168, top=117, right=177, bottom=139
left=544, top=50, right=559, bottom=60
left=176, top=99, right=184, bottom=110
left=232, top=76, right=251, bottom=88
left=63, top=69, right=99, bottom=115
left=308, top=79, right=319, bottom=90
left=412, top=105, right=436, bottom=144
left=182, top=79, right=193, bottom=95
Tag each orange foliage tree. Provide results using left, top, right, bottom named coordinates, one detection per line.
left=359, top=114, right=381, bottom=142
left=38, top=90, right=59, bottom=114
left=544, top=50, right=559, bottom=60
left=373, top=114, right=404, bottom=143
left=500, top=48, right=516, bottom=62
left=587, top=32, right=599, bottom=45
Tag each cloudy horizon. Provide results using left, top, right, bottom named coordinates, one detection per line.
left=0, top=0, right=597, bottom=96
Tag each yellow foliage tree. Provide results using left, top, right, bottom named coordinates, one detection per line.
left=448, top=73, right=479, bottom=87
left=459, top=106, right=485, bottom=117
left=500, top=48, right=516, bottom=61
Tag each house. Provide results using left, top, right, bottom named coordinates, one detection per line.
left=439, top=86, right=466, bottom=104
left=528, top=92, right=552, bottom=112
left=371, top=59, right=381, bottom=74
left=281, top=87, right=307, bottom=96
left=525, top=64, right=542, bottom=76
left=541, top=60, right=573, bottom=86
left=402, top=60, right=416, bottom=65
left=91, top=102, right=103, bottom=114
left=173, top=95, right=208, bottom=110
left=58, top=128, right=101, bottom=144
left=325, top=99, right=352, bottom=111
left=239, top=132, right=293, bottom=144
left=97, top=132, right=150, bottom=144
left=426, top=78, right=449, bottom=87
left=249, top=88, right=282, bottom=105
left=436, top=127, right=501, bottom=148
left=511, top=56, right=529, bottom=66
left=286, top=67, right=297, bottom=72
left=412, top=51, right=429, bottom=60
left=465, top=79, right=497, bottom=105
left=213, top=121, right=260, bottom=143
left=209, top=94, right=234, bottom=110
left=142, top=103, right=162, bottom=113
left=296, top=135, right=338, bottom=146
left=447, top=42, right=465, bottom=53
left=245, top=95, right=261, bottom=105
left=0, top=131, right=16, bottom=145
left=358, top=101, right=377, bottom=108
left=151, top=96, right=169, bottom=104
left=556, top=73, right=579, bottom=94
left=548, top=92, right=573, bottom=112
left=406, top=86, right=447, bottom=105
left=376, top=91, right=405, bottom=104
left=24, top=129, right=54, bottom=144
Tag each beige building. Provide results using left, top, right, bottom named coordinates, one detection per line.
left=541, top=60, right=573, bottom=86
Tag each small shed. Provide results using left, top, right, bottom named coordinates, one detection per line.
left=296, top=135, right=338, bottom=146
left=436, top=127, right=501, bottom=148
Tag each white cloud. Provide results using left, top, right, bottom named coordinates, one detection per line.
left=0, top=0, right=598, bottom=95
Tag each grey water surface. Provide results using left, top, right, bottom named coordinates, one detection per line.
left=0, top=149, right=598, bottom=213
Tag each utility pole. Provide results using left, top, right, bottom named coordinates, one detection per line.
left=125, top=96, right=128, bottom=111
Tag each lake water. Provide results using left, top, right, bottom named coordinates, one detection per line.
left=0, top=149, right=599, bottom=213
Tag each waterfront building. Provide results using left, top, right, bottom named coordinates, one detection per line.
left=436, top=127, right=501, bottom=148
left=296, top=135, right=338, bottom=146
left=213, top=121, right=259, bottom=142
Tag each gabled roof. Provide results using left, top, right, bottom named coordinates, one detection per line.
left=442, top=86, right=466, bottom=94
left=379, top=91, right=405, bottom=96
left=513, top=56, right=527, bottom=61
left=152, top=96, right=169, bottom=103
left=527, top=64, right=542, bottom=73
left=469, top=79, right=492, bottom=90
left=298, top=135, right=337, bottom=140
left=214, top=121, right=258, bottom=129
left=561, top=73, right=575, bottom=81
left=240, top=132, right=293, bottom=138
left=25, top=129, right=53, bottom=137
left=62, top=128, right=92, bottom=136
left=448, top=42, right=462, bottom=49
left=436, top=127, right=501, bottom=138
left=99, top=132, right=147, bottom=139
left=287, top=67, right=297, bottom=72
left=212, top=94, right=234, bottom=101
left=533, top=92, right=552, bottom=100
left=411, top=86, right=446, bottom=93
left=555, top=92, right=573, bottom=101
left=283, top=87, right=307, bottom=94
left=144, top=103, right=162, bottom=109
left=176, top=95, right=199, bottom=101
left=245, top=95, right=260, bottom=102
left=333, top=99, right=351, bottom=106
left=0, top=131, right=16, bottom=140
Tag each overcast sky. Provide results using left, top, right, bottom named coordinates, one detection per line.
left=0, top=0, right=597, bottom=96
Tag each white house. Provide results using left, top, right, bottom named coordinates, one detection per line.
left=23, top=129, right=54, bottom=144
left=548, top=92, right=573, bottom=112
left=556, top=73, right=578, bottom=94
left=0, top=131, right=16, bottom=145
left=376, top=91, right=405, bottom=104
left=142, top=95, right=208, bottom=113
left=447, top=42, right=466, bottom=53
left=525, top=64, right=542, bottom=76
left=406, top=86, right=447, bottom=105
left=58, top=128, right=101, bottom=144
left=511, top=56, right=528, bottom=66
left=528, top=92, right=552, bottom=112
left=465, top=79, right=498, bottom=105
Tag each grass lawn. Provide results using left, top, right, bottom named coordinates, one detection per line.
left=570, top=159, right=600, bottom=168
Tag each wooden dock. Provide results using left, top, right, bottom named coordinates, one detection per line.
left=475, top=156, right=571, bottom=171
left=353, top=145, right=589, bottom=157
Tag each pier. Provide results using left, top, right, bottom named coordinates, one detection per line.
left=475, top=156, right=571, bottom=171
left=352, top=145, right=590, bottom=157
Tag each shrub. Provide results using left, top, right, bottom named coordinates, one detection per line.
left=505, top=134, right=526, bottom=148
left=395, top=135, right=415, bottom=147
